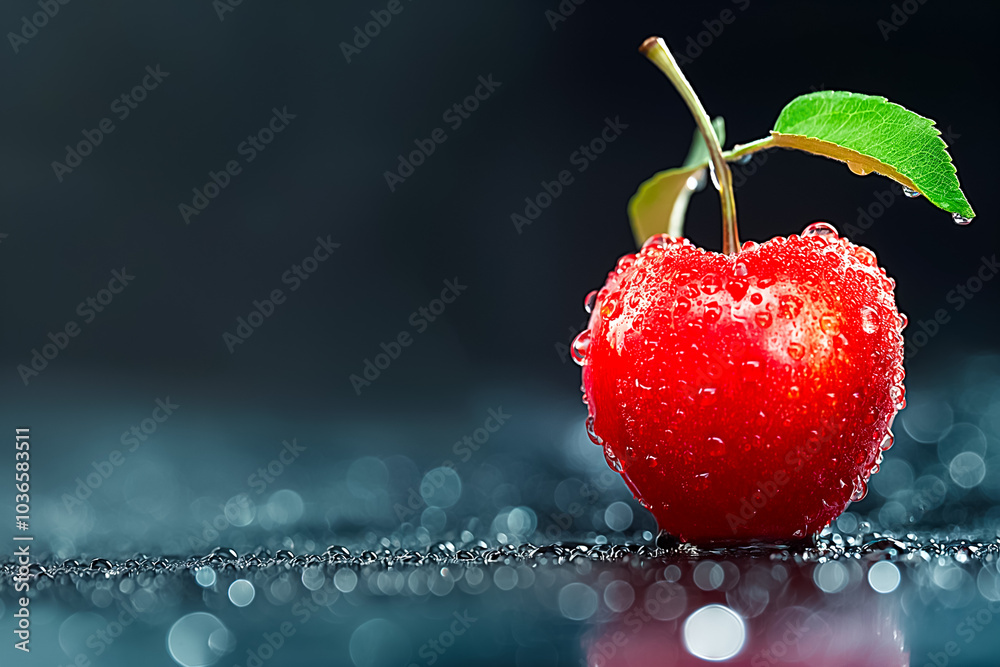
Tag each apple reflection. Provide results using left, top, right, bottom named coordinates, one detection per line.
left=583, top=558, right=907, bottom=666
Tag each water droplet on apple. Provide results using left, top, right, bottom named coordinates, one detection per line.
left=754, top=312, right=772, bottom=328
left=627, top=291, right=642, bottom=309
left=897, top=312, right=908, bottom=330
left=788, top=385, right=800, bottom=399
left=880, top=430, right=894, bottom=451
left=802, top=221, right=839, bottom=239
left=853, top=246, right=877, bottom=266
left=698, top=387, right=717, bottom=405
left=616, top=255, right=636, bottom=273
left=605, top=445, right=623, bottom=472
left=749, top=293, right=763, bottom=305
left=703, top=302, right=721, bottom=323
left=787, top=342, right=806, bottom=360
left=674, top=297, right=691, bottom=316
left=952, top=213, right=973, bottom=225
left=851, top=479, right=868, bottom=501
left=701, top=274, right=721, bottom=295
left=778, top=295, right=804, bottom=319
left=584, top=290, right=597, bottom=314
left=725, top=279, right=748, bottom=301
left=733, top=262, right=748, bottom=277
left=740, top=240, right=759, bottom=252
left=819, top=314, right=841, bottom=335
left=757, top=277, right=775, bottom=289
left=860, top=307, right=879, bottom=334
left=571, top=330, right=591, bottom=365
left=902, top=186, right=920, bottom=198
left=601, top=294, right=621, bottom=318
left=586, top=416, right=602, bottom=445
left=706, top=437, right=725, bottom=456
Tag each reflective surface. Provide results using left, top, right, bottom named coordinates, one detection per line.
left=3, top=354, right=1000, bottom=665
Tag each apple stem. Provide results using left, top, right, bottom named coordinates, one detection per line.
left=640, top=36, right=741, bottom=255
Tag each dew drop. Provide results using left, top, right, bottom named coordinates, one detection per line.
left=952, top=213, right=973, bottom=225
left=787, top=342, right=806, bottom=360
left=802, top=221, right=839, bottom=239
left=585, top=416, right=602, bottom=445
left=757, top=277, right=775, bottom=289
left=605, top=445, right=623, bottom=472
left=706, top=437, right=726, bottom=456
left=740, top=240, right=759, bottom=252
left=642, top=233, right=672, bottom=249
left=726, top=279, right=748, bottom=301
left=703, top=302, right=722, bottom=323
left=902, top=186, right=921, bottom=198
left=848, top=162, right=871, bottom=176
left=699, top=387, right=718, bottom=405
left=860, top=307, right=879, bottom=334
left=584, top=290, right=597, bottom=314
left=778, top=295, right=804, bottom=319
left=897, top=312, right=908, bottom=330
left=627, top=291, right=642, bottom=309
left=701, top=274, right=721, bottom=295
left=571, top=330, right=590, bottom=366
left=880, top=430, right=894, bottom=451
left=734, top=153, right=753, bottom=165
left=749, top=293, right=763, bottom=305
left=754, top=311, right=772, bottom=328
left=851, top=479, right=868, bottom=502
left=616, top=255, right=636, bottom=274
left=819, top=314, right=841, bottom=335
left=733, top=262, right=748, bottom=277
left=853, top=246, right=877, bottom=266
left=674, top=297, right=691, bottom=316
left=788, top=385, right=800, bottom=400
left=601, top=294, right=621, bottom=319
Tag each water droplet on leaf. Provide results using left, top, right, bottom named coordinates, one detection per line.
left=902, top=186, right=920, bottom=198
left=952, top=213, right=973, bottom=225
left=848, top=162, right=871, bottom=176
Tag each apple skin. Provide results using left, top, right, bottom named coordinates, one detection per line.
left=575, top=224, right=905, bottom=544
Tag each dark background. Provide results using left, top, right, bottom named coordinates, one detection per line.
left=0, top=0, right=997, bottom=552
left=1, top=2, right=999, bottom=666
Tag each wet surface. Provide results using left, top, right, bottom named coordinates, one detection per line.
left=2, top=529, right=1000, bottom=666
left=3, top=354, right=1000, bottom=665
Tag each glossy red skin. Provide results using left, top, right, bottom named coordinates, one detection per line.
left=578, top=227, right=905, bottom=544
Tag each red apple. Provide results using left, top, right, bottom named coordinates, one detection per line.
left=574, top=224, right=905, bottom=543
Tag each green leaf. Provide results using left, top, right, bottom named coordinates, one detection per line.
left=628, top=117, right=725, bottom=246
left=771, top=91, right=974, bottom=219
